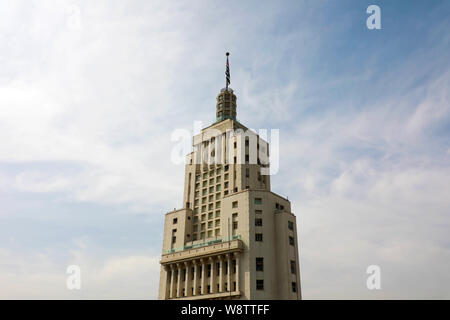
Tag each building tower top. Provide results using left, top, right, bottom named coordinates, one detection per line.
left=216, top=52, right=237, bottom=122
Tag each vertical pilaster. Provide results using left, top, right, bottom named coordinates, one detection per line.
left=184, top=261, right=191, bottom=297
left=235, top=252, right=240, bottom=292
left=164, top=265, right=170, bottom=299
left=201, top=258, right=206, bottom=295
left=219, top=255, right=224, bottom=292
left=209, top=256, right=216, bottom=293
left=193, top=260, right=198, bottom=296
left=169, top=265, right=175, bottom=299
left=176, top=263, right=182, bottom=298
left=226, top=253, right=231, bottom=292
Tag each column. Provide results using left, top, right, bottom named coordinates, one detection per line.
left=235, top=252, right=240, bottom=292
left=184, top=261, right=191, bottom=297
left=200, top=258, right=206, bottom=295
left=193, top=260, right=198, bottom=296
left=209, top=256, right=216, bottom=294
left=176, top=263, right=182, bottom=298
left=164, top=265, right=170, bottom=299
left=169, top=264, right=175, bottom=299
left=226, top=254, right=231, bottom=292
left=219, top=255, right=224, bottom=292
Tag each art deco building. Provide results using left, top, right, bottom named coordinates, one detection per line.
left=158, top=54, right=301, bottom=300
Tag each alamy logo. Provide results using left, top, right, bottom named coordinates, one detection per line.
left=366, top=5, right=381, bottom=30
left=171, top=121, right=280, bottom=175
left=366, top=265, right=381, bottom=290
left=66, top=265, right=81, bottom=290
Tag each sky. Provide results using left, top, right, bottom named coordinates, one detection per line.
left=0, top=0, right=449, bottom=299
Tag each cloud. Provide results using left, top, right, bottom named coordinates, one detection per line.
left=0, top=0, right=449, bottom=299
left=0, top=243, right=161, bottom=299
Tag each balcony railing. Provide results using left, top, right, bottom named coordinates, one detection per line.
left=164, top=235, right=242, bottom=254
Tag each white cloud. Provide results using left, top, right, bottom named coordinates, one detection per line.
left=0, top=245, right=161, bottom=299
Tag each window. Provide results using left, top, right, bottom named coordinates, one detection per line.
left=201, top=206, right=206, bottom=213
left=292, top=282, right=297, bottom=293
left=232, top=221, right=238, bottom=230
left=172, top=236, right=176, bottom=243
left=215, top=210, right=220, bottom=217
left=291, top=260, right=296, bottom=274
left=216, top=184, right=221, bottom=191
left=225, top=165, right=229, bottom=172
left=289, top=236, right=295, bottom=246
left=224, top=181, right=229, bottom=188
left=201, top=214, right=206, bottom=221
left=216, top=201, right=221, bottom=209
left=256, top=280, right=264, bottom=290
left=255, top=198, right=262, bottom=205
left=245, top=168, right=249, bottom=178
left=209, top=186, right=214, bottom=193
left=288, top=221, right=294, bottom=230
left=255, top=210, right=262, bottom=215
left=173, top=218, right=178, bottom=224
left=255, top=218, right=263, bottom=226
left=232, top=201, right=238, bottom=208
left=255, top=233, right=263, bottom=242
left=193, top=216, right=198, bottom=223
left=208, top=221, right=213, bottom=229
left=256, top=257, right=264, bottom=271
left=224, top=173, right=229, bottom=180
left=234, top=142, right=237, bottom=148
left=208, top=212, right=213, bottom=219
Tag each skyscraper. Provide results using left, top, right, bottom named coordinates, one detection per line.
left=158, top=54, right=301, bottom=300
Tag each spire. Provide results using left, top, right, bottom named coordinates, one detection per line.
left=225, top=52, right=230, bottom=90
left=216, top=52, right=237, bottom=122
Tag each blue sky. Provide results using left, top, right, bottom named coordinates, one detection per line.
left=0, top=0, right=449, bottom=298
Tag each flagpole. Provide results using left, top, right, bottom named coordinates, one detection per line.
left=226, top=52, right=230, bottom=91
